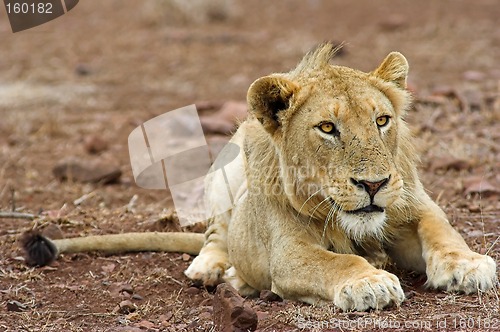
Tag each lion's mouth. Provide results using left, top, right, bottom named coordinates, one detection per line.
left=327, top=198, right=385, bottom=214
left=345, top=204, right=385, bottom=214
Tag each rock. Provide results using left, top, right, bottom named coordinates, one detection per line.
left=259, top=290, right=282, bottom=302
left=159, top=321, right=171, bottom=328
left=75, top=63, right=92, bottom=76
left=379, top=15, right=407, bottom=31
left=101, top=263, right=116, bottom=274
left=6, top=300, right=27, bottom=312
left=461, top=89, right=483, bottom=111
left=53, top=158, right=121, bottom=184
left=404, top=290, right=417, bottom=300
left=463, top=70, right=485, bottom=82
left=185, top=287, right=200, bottom=295
left=181, top=253, right=191, bottom=262
left=468, top=204, right=481, bottom=213
left=431, top=85, right=455, bottom=98
left=464, top=178, right=499, bottom=197
left=187, top=320, right=199, bottom=329
left=256, top=311, right=269, bottom=320
left=431, top=157, right=472, bottom=172
left=200, top=101, right=248, bottom=135
left=109, top=283, right=134, bottom=298
left=213, top=283, right=258, bottom=332
left=199, top=311, right=212, bottom=320
left=84, top=135, right=109, bottom=154
left=133, top=320, right=156, bottom=330
left=200, top=116, right=235, bottom=135
left=219, top=101, right=248, bottom=123
left=158, top=312, right=173, bottom=323
left=113, top=300, right=136, bottom=314
left=196, top=100, right=225, bottom=112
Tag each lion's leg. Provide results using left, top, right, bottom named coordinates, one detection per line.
left=224, top=266, right=259, bottom=297
left=184, top=212, right=231, bottom=286
left=386, top=223, right=426, bottom=273
left=415, top=201, right=497, bottom=293
left=388, top=200, right=497, bottom=293
left=268, top=240, right=405, bottom=311
left=185, top=128, right=247, bottom=287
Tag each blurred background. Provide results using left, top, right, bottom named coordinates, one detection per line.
left=0, top=0, right=498, bottom=208
left=0, top=0, right=499, bottom=330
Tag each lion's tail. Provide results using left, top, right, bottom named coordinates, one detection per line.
left=20, top=231, right=205, bottom=267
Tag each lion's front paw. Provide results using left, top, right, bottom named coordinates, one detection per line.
left=184, top=251, right=230, bottom=286
left=334, top=270, right=405, bottom=311
left=426, top=251, right=497, bottom=294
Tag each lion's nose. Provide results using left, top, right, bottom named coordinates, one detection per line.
left=350, top=177, right=389, bottom=199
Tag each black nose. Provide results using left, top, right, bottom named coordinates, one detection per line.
left=351, top=177, right=389, bottom=199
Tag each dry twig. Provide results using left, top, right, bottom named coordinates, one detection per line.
left=0, top=211, right=36, bottom=220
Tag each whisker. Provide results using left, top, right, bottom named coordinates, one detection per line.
left=322, top=204, right=333, bottom=242
left=322, top=197, right=344, bottom=243
left=296, top=187, right=324, bottom=219
left=307, top=195, right=332, bottom=228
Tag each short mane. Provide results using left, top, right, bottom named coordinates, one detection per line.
left=290, top=42, right=344, bottom=77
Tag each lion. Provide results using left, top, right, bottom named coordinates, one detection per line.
left=22, top=43, right=497, bottom=311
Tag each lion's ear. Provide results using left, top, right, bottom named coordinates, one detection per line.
left=247, top=75, right=299, bottom=133
left=372, top=52, right=408, bottom=88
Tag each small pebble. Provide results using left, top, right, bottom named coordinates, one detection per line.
left=468, top=205, right=481, bottom=213
left=185, top=287, right=200, bottom=295
left=84, top=135, right=108, bottom=154
left=259, top=290, right=282, bottom=302
left=6, top=300, right=27, bottom=312
left=113, top=300, right=136, bottom=314
left=75, top=63, right=92, bottom=76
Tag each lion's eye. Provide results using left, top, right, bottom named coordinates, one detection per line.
left=376, top=115, right=390, bottom=127
left=319, top=122, right=336, bottom=134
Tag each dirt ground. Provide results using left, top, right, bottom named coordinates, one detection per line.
left=0, top=0, right=499, bottom=331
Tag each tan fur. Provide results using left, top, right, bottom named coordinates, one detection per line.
left=29, top=44, right=497, bottom=312
left=186, top=43, right=497, bottom=311
left=49, top=232, right=204, bottom=255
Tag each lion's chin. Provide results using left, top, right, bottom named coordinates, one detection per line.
left=338, top=211, right=387, bottom=241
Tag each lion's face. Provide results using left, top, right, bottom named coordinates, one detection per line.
left=281, top=72, right=405, bottom=239
left=247, top=45, right=412, bottom=240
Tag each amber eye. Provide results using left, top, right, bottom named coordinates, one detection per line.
left=376, top=115, right=390, bottom=127
left=319, top=122, right=336, bottom=134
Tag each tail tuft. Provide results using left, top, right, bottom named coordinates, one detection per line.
left=20, top=231, right=58, bottom=266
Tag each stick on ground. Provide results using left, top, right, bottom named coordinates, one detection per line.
left=0, top=211, right=36, bottom=220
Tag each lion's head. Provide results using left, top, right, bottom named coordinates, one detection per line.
left=246, top=43, right=417, bottom=240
